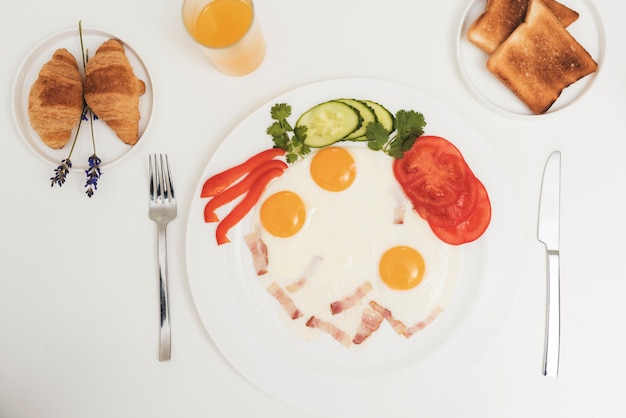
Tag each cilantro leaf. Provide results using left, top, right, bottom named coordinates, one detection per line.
left=267, top=103, right=309, bottom=163
left=365, top=121, right=390, bottom=151
left=270, top=103, right=292, bottom=122
left=365, top=109, right=426, bottom=159
left=395, top=110, right=426, bottom=142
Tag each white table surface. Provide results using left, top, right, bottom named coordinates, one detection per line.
left=1, top=1, right=624, bottom=417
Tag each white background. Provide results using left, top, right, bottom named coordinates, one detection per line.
left=1, top=1, right=624, bottom=417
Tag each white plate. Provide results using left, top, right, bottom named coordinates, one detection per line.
left=13, top=27, right=153, bottom=170
left=456, top=0, right=605, bottom=118
left=185, top=78, right=524, bottom=417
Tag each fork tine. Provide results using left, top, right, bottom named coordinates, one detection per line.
left=159, top=155, right=167, bottom=201
left=164, top=155, right=174, bottom=200
left=156, top=155, right=164, bottom=200
left=149, top=155, right=156, bottom=201
left=150, top=154, right=174, bottom=202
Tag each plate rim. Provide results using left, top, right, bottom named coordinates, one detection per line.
left=12, top=26, right=155, bottom=170
left=184, top=77, right=525, bottom=417
left=456, top=0, right=606, bottom=119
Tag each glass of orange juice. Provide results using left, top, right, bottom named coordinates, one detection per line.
left=182, top=0, right=266, bottom=76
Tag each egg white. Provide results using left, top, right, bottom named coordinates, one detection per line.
left=248, top=146, right=460, bottom=346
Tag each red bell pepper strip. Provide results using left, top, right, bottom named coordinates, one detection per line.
left=215, top=167, right=286, bottom=245
left=203, top=159, right=288, bottom=223
left=201, top=148, right=286, bottom=198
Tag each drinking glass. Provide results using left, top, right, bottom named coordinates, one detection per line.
left=182, top=0, right=266, bottom=76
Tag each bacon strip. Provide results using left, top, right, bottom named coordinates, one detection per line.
left=368, top=300, right=407, bottom=336
left=330, top=281, right=373, bottom=315
left=369, top=301, right=443, bottom=338
left=244, top=232, right=268, bottom=275
left=285, top=278, right=306, bottom=293
left=352, top=308, right=384, bottom=345
left=306, top=316, right=352, bottom=347
left=393, top=203, right=406, bottom=224
left=267, top=282, right=302, bottom=319
left=403, top=306, right=443, bottom=338
left=285, top=255, right=323, bottom=293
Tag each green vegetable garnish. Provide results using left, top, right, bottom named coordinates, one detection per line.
left=267, top=102, right=426, bottom=162
left=267, top=103, right=310, bottom=164
left=366, top=109, right=426, bottom=159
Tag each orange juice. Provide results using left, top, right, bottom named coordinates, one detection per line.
left=184, top=0, right=266, bottom=76
left=194, top=0, right=253, bottom=47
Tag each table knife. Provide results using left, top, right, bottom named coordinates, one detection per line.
left=537, top=151, right=561, bottom=377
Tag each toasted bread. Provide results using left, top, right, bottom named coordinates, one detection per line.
left=486, top=0, right=597, bottom=114
left=467, top=0, right=579, bottom=54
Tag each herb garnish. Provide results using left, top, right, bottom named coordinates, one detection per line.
left=85, top=153, right=102, bottom=198
left=366, top=110, right=426, bottom=159
left=50, top=21, right=102, bottom=197
left=267, top=102, right=426, bottom=162
left=267, top=103, right=310, bottom=164
left=51, top=158, right=72, bottom=187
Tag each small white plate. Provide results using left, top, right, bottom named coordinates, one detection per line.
left=456, top=0, right=605, bottom=118
left=185, top=78, right=525, bottom=418
left=13, top=27, right=153, bottom=170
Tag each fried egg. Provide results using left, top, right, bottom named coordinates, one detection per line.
left=247, top=145, right=460, bottom=347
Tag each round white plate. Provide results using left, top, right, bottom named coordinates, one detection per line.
left=456, top=0, right=605, bottom=118
left=185, top=78, right=524, bottom=418
left=13, top=27, right=154, bottom=170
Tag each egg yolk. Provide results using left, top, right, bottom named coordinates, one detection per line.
left=379, top=246, right=425, bottom=290
left=310, top=147, right=356, bottom=192
left=260, top=191, right=306, bottom=238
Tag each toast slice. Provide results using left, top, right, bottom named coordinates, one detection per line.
left=467, top=0, right=579, bottom=54
left=486, top=0, right=597, bottom=114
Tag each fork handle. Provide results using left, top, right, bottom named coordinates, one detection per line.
left=156, top=223, right=171, bottom=361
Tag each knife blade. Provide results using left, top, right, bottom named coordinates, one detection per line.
left=537, top=151, right=561, bottom=377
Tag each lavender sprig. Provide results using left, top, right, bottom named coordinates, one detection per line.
left=50, top=159, right=73, bottom=187
left=50, top=105, right=83, bottom=188
left=84, top=154, right=102, bottom=197
left=80, top=22, right=103, bottom=198
left=83, top=96, right=103, bottom=198
left=50, top=21, right=106, bottom=196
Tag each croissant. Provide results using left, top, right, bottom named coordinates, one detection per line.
left=84, top=39, right=146, bottom=145
left=28, top=48, right=84, bottom=149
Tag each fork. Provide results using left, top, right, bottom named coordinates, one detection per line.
left=148, top=154, right=177, bottom=362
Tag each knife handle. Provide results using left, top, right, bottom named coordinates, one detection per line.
left=543, top=250, right=561, bottom=377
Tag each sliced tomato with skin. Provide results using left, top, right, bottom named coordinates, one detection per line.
left=393, top=136, right=470, bottom=209
left=201, top=147, right=286, bottom=198
left=429, top=178, right=491, bottom=245
left=215, top=167, right=286, bottom=245
left=419, top=174, right=480, bottom=228
left=203, top=159, right=288, bottom=223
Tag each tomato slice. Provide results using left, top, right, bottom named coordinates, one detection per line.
left=419, top=174, right=480, bottom=228
left=429, top=178, right=491, bottom=245
left=392, top=134, right=491, bottom=245
left=393, top=136, right=470, bottom=208
left=201, top=148, right=286, bottom=198
left=215, top=167, right=286, bottom=245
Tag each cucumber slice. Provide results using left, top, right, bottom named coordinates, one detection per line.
left=335, top=99, right=377, bottom=141
left=297, top=101, right=362, bottom=147
left=362, top=100, right=395, bottom=133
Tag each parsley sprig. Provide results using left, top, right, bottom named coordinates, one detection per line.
left=267, top=103, right=310, bottom=163
left=366, top=110, right=426, bottom=159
